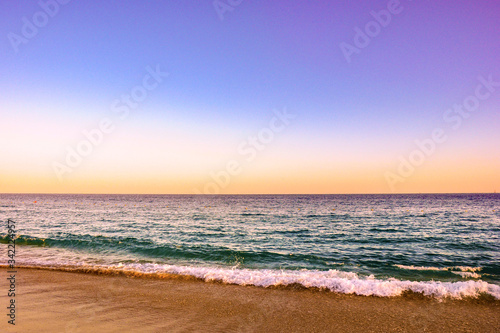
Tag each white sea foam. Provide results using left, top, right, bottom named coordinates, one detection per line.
left=140, top=264, right=498, bottom=299
left=4, top=258, right=499, bottom=300
left=395, top=265, right=449, bottom=271
left=453, top=266, right=482, bottom=272
left=451, top=271, right=482, bottom=279
left=395, top=265, right=482, bottom=273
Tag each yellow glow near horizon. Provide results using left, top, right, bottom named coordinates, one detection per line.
left=2, top=158, right=498, bottom=194
left=2, top=105, right=499, bottom=194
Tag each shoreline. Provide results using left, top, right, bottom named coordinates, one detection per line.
left=1, top=268, right=499, bottom=332
left=2, top=263, right=498, bottom=300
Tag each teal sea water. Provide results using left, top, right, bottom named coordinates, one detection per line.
left=1, top=194, right=499, bottom=299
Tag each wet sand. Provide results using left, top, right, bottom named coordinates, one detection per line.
left=1, top=268, right=499, bottom=332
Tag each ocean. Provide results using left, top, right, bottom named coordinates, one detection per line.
left=1, top=193, right=499, bottom=299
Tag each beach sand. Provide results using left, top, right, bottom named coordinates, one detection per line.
left=1, top=268, right=499, bottom=332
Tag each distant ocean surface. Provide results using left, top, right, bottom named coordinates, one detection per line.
left=1, top=194, right=499, bottom=299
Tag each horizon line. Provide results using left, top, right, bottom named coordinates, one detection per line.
left=0, top=192, right=497, bottom=196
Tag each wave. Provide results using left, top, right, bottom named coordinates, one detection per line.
left=395, top=265, right=482, bottom=272
left=451, top=271, right=482, bottom=279
left=0, top=234, right=332, bottom=268
left=2, top=260, right=499, bottom=300
left=394, top=265, right=483, bottom=279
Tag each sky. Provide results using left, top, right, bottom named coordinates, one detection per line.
left=0, top=0, right=499, bottom=194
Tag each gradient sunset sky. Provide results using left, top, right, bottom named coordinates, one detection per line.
left=1, top=1, right=499, bottom=194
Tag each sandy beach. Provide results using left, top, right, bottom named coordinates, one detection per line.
left=0, top=267, right=498, bottom=332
